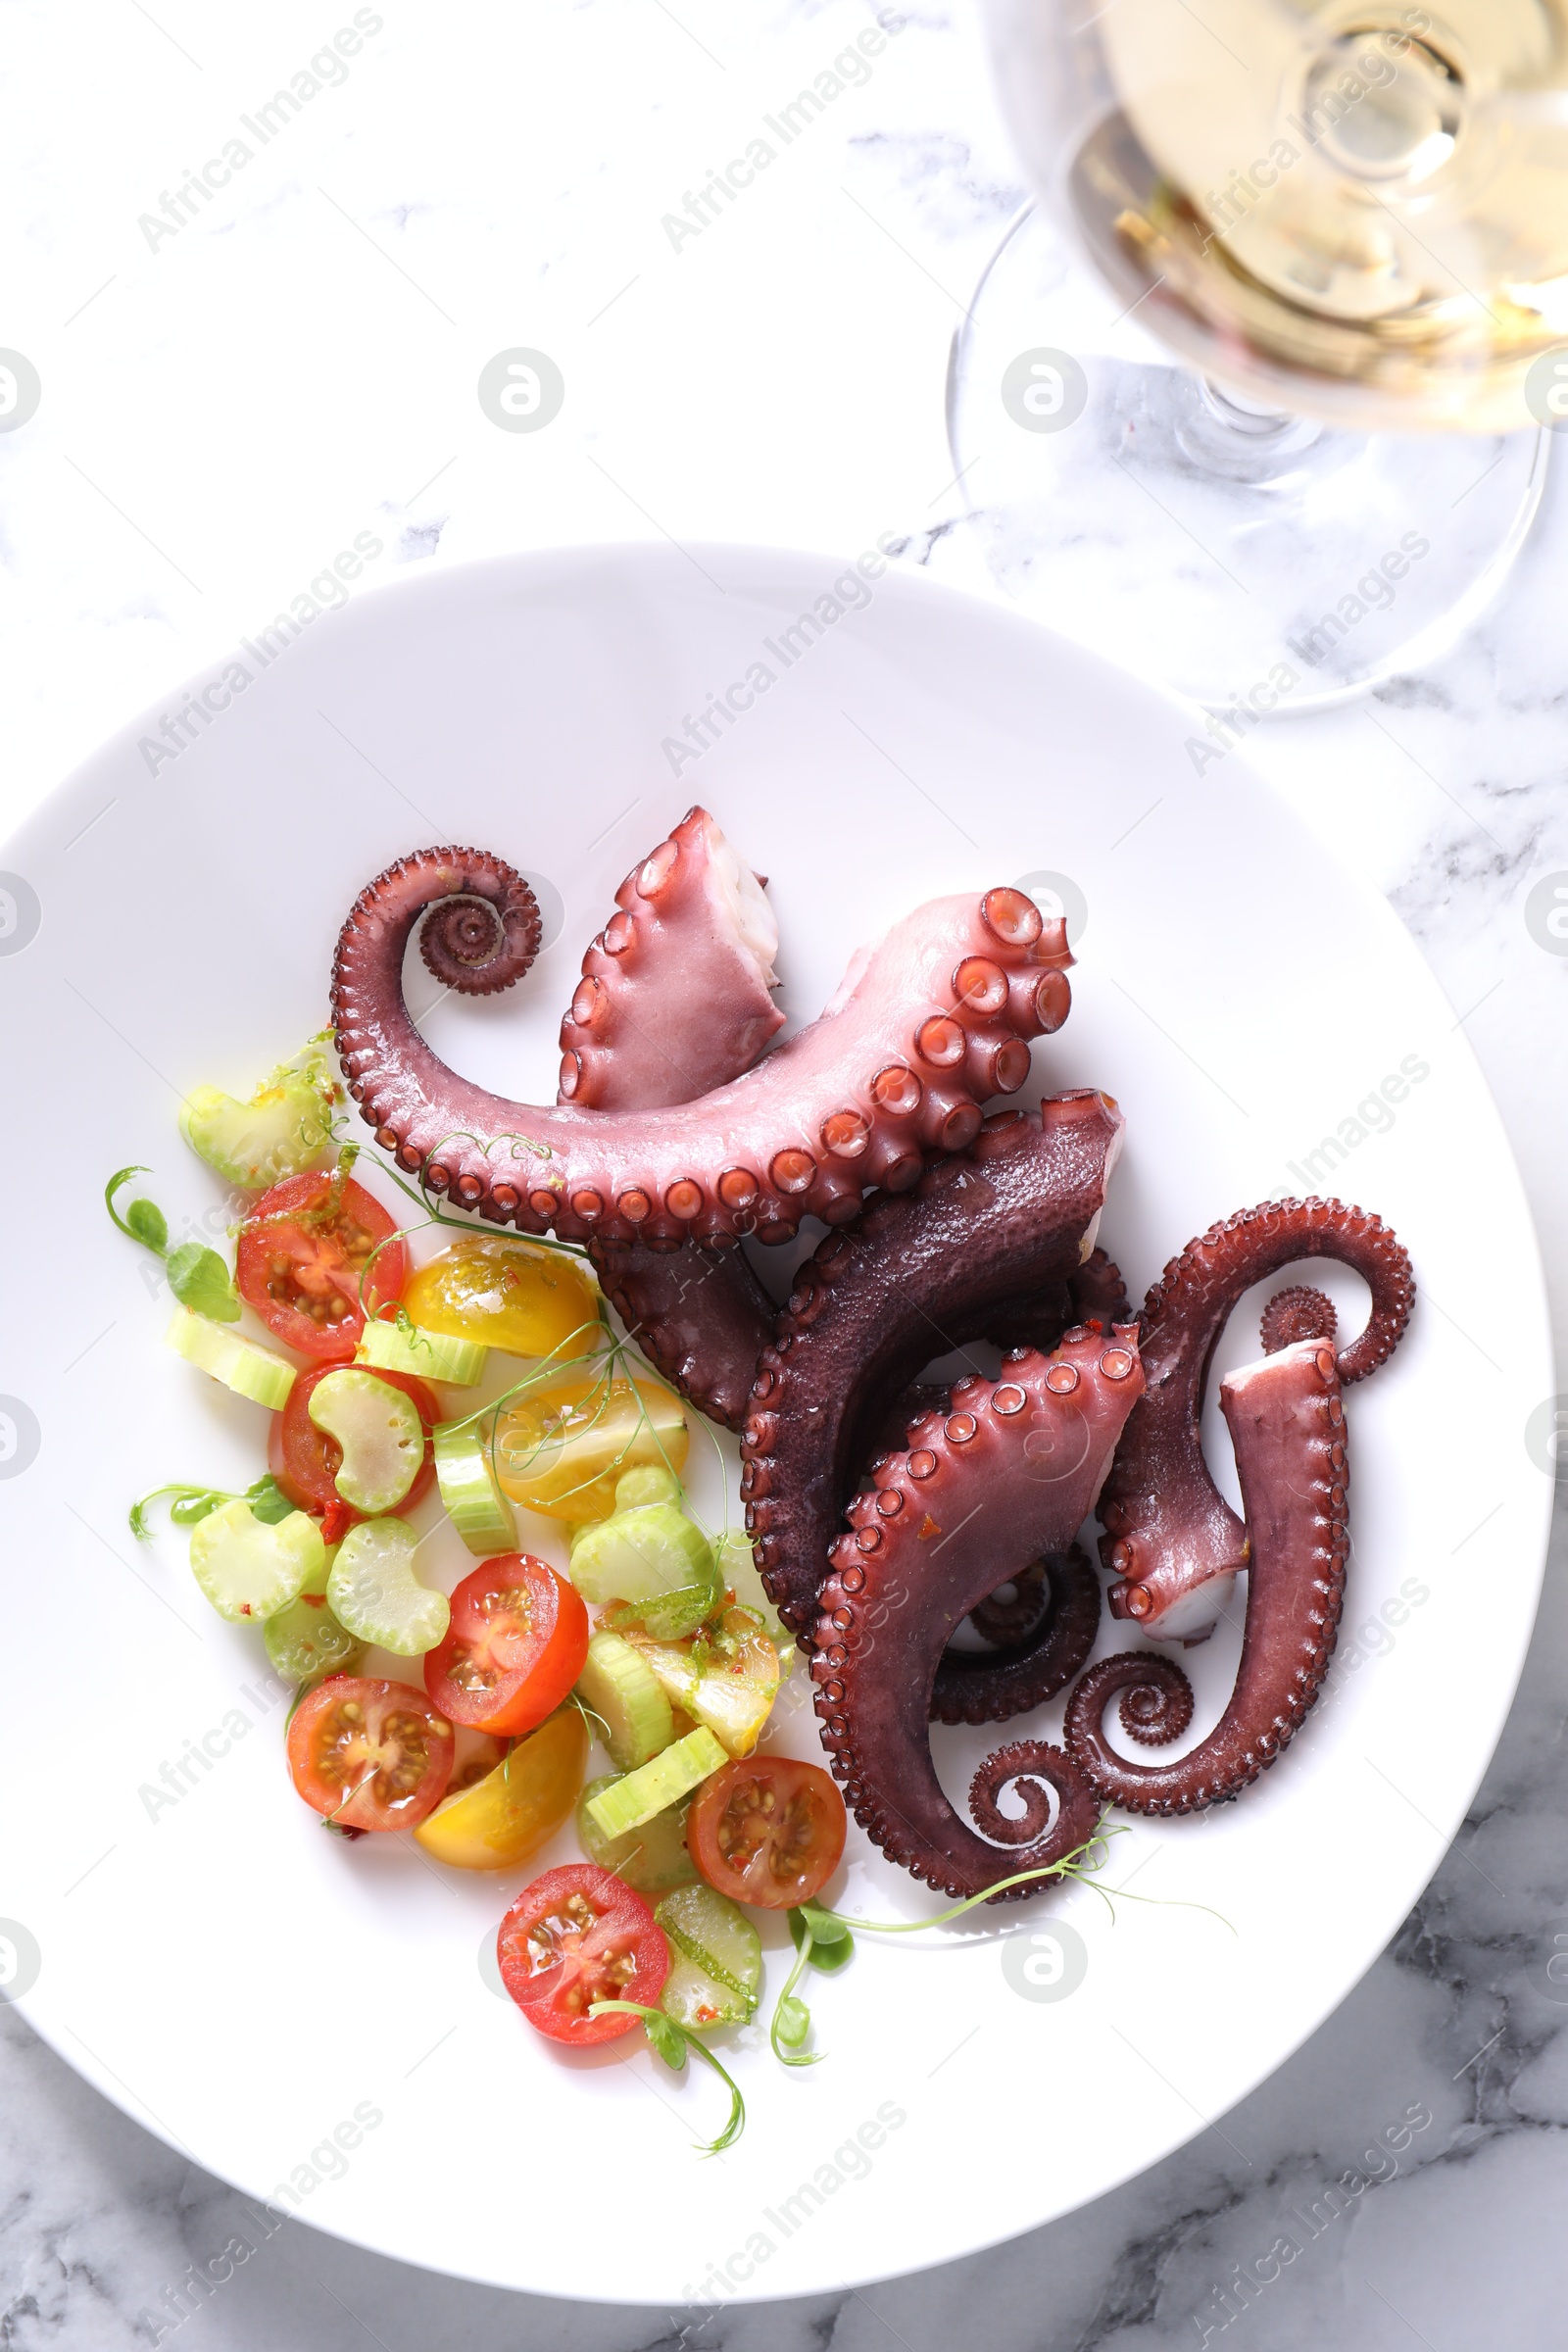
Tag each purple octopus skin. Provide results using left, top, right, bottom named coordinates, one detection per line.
left=741, top=1089, right=1123, bottom=1681
left=808, top=1326, right=1146, bottom=1900
left=590, top=1230, right=780, bottom=1434
left=536, top=809, right=786, bottom=1432
left=1098, top=1198, right=1414, bottom=1644
left=331, top=846, right=1071, bottom=1247
left=553, top=830, right=1125, bottom=1713
left=1065, top=1335, right=1348, bottom=1815
left=556, top=808, right=784, bottom=1110
left=549, top=808, right=1113, bottom=1442
left=929, top=1544, right=1103, bottom=1729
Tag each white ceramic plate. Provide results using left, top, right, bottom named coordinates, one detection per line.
left=0, top=546, right=1550, bottom=2304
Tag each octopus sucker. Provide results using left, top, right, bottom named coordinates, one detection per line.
left=330, top=825, right=1068, bottom=1244
left=808, top=1328, right=1145, bottom=1900
left=1099, top=1197, right=1413, bottom=1644
left=1065, top=1337, right=1350, bottom=1816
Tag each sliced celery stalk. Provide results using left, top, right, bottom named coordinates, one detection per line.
left=656, top=1885, right=762, bottom=2027
left=577, top=1778, right=699, bottom=1893
left=265, top=1551, right=364, bottom=1682
left=307, top=1369, right=424, bottom=1512
left=432, top=1421, right=516, bottom=1554
left=178, top=1041, right=339, bottom=1191
left=612, top=1464, right=682, bottom=1511
left=568, top=1502, right=720, bottom=1638
left=188, top=1499, right=322, bottom=1623
left=326, top=1518, right=450, bottom=1655
left=575, top=1631, right=673, bottom=1771
left=358, top=1317, right=488, bottom=1386
left=165, top=1309, right=295, bottom=1410
left=585, top=1727, right=727, bottom=1840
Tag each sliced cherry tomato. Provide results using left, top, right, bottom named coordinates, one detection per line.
left=687, top=1757, right=846, bottom=1909
left=236, top=1169, right=405, bottom=1359
left=286, top=1675, right=454, bottom=1833
left=269, top=1362, right=438, bottom=1533
left=423, top=1554, right=589, bottom=1737
left=497, top=1863, right=667, bottom=2044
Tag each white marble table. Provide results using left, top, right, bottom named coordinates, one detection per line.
left=4, top=4, right=1567, bottom=2345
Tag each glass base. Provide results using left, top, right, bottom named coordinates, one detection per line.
left=948, top=207, right=1548, bottom=713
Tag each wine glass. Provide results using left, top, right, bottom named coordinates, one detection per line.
left=953, top=0, right=1566, bottom=711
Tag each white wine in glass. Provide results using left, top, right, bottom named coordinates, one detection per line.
left=954, top=0, right=1564, bottom=707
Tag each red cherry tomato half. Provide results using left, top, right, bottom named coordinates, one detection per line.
left=236, top=1170, right=405, bottom=1359
left=687, top=1757, right=847, bottom=1909
left=497, top=1864, right=667, bottom=2045
left=270, top=1361, right=439, bottom=1534
left=423, top=1554, right=589, bottom=1738
left=286, top=1676, right=454, bottom=1833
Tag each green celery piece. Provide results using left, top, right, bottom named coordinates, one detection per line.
left=585, top=1728, right=727, bottom=1840
left=574, top=1631, right=674, bottom=1771
left=358, top=1317, right=487, bottom=1387
left=188, top=1500, right=323, bottom=1623
left=179, top=1042, right=340, bottom=1191
left=165, top=1311, right=295, bottom=1408
left=432, top=1420, right=516, bottom=1553
left=327, top=1518, right=450, bottom=1655
left=307, top=1369, right=424, bottom=1512
left=576, top=1779, right=698, bottom=1893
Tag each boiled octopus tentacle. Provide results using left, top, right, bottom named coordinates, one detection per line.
left=929, top=1543, right=1102, bottom=1727
left=856, top=1251, right=1130, bottom=1461
left=1065, top=1336, right=1348, bottom=1815
left=332, top=851, right=1069, bottom=1245
left=556, top=808, right=783, bottom=1110
left=541, top=811, right=784, bottom=1431
left=552, top=812, right=1116, bottom=1438
left=808, top=1328, right=1145, bottom=1899
left=742, top=1090, right=1124, bottom=1642
left=1099, top=1197, right=1413, bottom=1643
left=590, top=1233, right=777, bottom=1433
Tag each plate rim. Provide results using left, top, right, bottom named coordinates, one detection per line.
left=0, top=537, right=1553, bottom=2301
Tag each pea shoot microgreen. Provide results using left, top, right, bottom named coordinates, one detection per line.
left=768, top=1903, right=856, bottom=2066
left=391, top=1303, right=432, bottom=1351
left=806, top=1830, right=1235, bottom=1941
left=588, top=2001, right=745, bottom=2154
left=763, top=1834, right=1234, bottom=2073
left=129, top=1473, right=292, bottom=1540
left=106, top=1166, right=240, bottom=1321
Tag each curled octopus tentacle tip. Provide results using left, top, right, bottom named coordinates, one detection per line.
left=1097, top=1196, right=1413, bottom=1645
left=968, top=1741, right=1101, bottom=1886
left=1067, top=1333, right=1351, bottom=1816
left=331, top=844, right=1068, bottom=1246
left=807, top=1329, right=1144, bottom=1898
left=1260, top=1284, right=1338, bottom=1354
left=928, top=1544, right=1102, bottom=1728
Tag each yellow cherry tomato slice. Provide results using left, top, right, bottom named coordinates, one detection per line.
left=402, top=1238, right=597, bottom=1361
left=414, top=1704, right=589, bottom=1870
left=493, top=1372, right=689, bottom=1524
